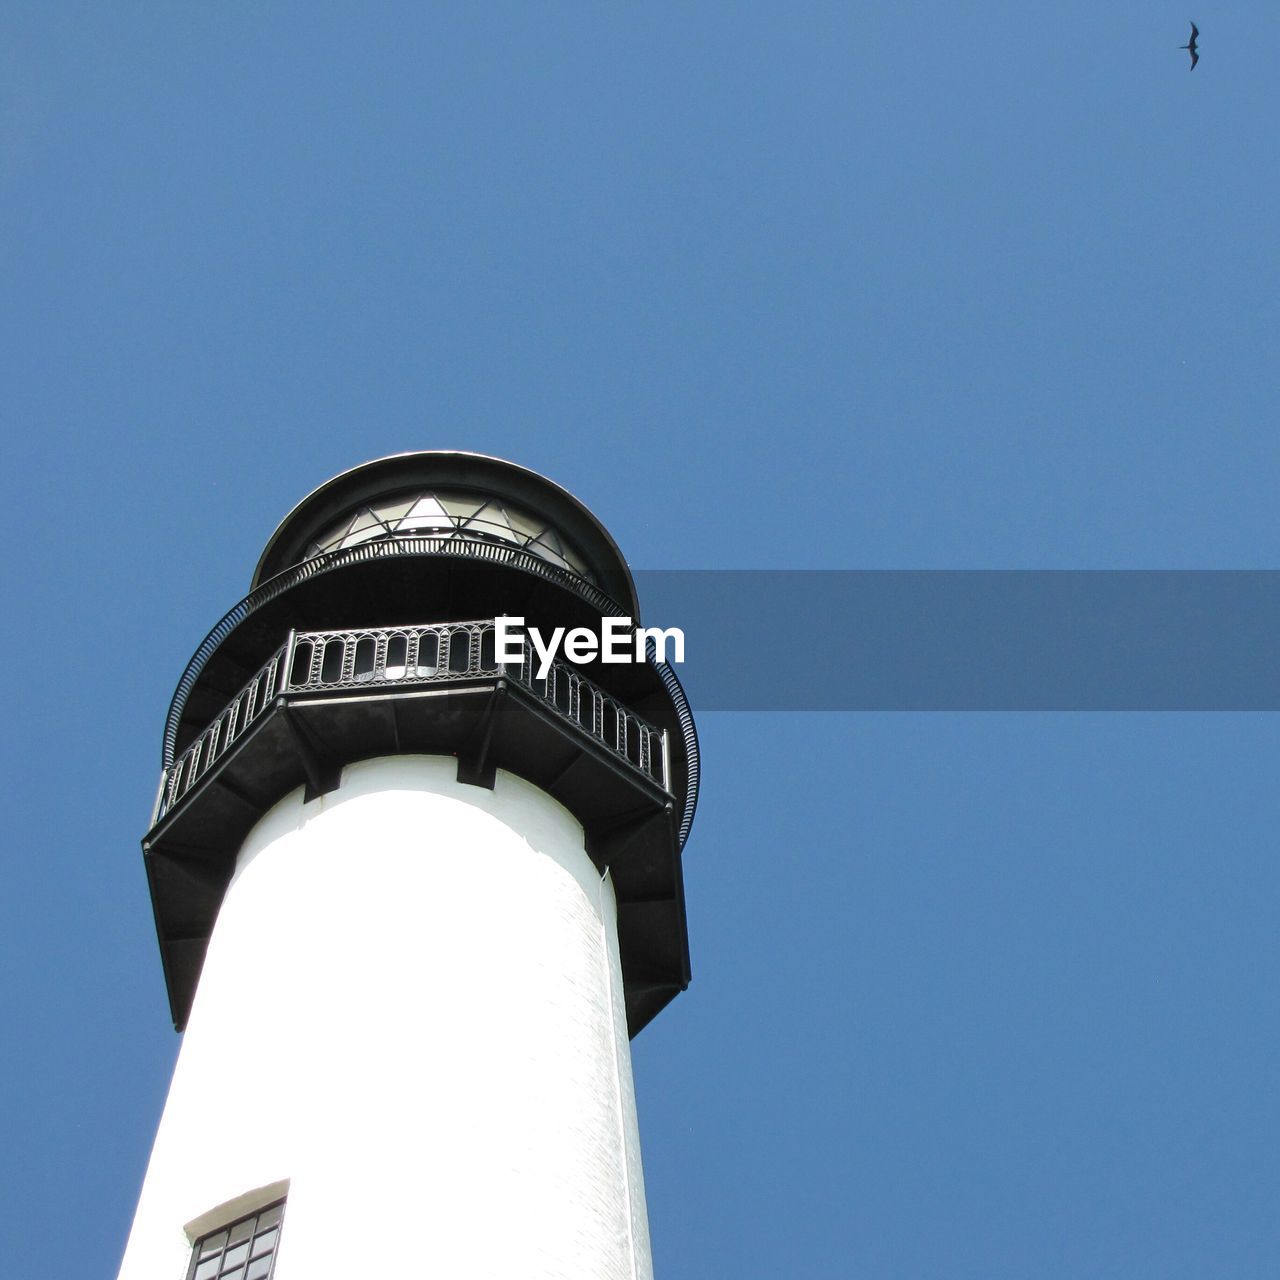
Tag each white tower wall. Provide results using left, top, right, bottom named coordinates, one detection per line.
left=118, top=755, right=653, bottom=1280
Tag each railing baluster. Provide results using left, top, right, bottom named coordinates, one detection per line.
left=152, top=768, right=170, bottom=826
left=281, top=629, right=298, bottom=693
left=341, top=633, right=354, bottom=684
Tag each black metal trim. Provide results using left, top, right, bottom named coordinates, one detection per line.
left=164, top=607, right=700, bottom=855
left=252, top=452, right=641, bottom=612
left=163, top=536, right=625, bottom=767
left=648, top=650, right=699, bottom=848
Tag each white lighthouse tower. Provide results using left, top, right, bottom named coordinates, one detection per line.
left=117, top=452, right=699, bottom=1280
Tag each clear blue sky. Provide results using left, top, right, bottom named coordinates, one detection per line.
left=3, top=5, right=1278, bottom=1276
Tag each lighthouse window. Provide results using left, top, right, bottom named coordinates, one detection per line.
left=187, top=1201, right=285, bottom=1280
left=300, top=487, right=598, bottom=584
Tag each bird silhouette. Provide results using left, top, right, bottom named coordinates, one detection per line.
left=1180, top=21, right=1199, bottom=70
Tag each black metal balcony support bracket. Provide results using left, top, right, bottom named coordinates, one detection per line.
left=456, top=680, right=507, bottom=792
left=587, top=803, right=691, bottom=1030
left=143, top=840, right=233, bottom=896
left=211, top=770, right=265, bottom=816
left=280, top=699, right=342, bottom=802
left=587, top=802, right=673, bottom=857
left=143, top=839, right=237, bottom=1032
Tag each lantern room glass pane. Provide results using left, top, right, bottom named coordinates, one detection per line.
left=299, top=488, right=598, bottom=585
left=504, top=506, right=546, bottom=541
left=437, top=492, right=488, bottom=520
left=397, top=495, right=453, bottom=532
left=370, top=496, right=415, bottom=525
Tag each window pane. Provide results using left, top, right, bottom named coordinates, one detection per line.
left=246, top=1256, right=272, bottom=1280
left=199, top=1232, right=227, bottom=1259
left=251, top=1228, right=278, bottom=1258
left=504, top=506, right=546, bottom=542
left=437, top=492, right=486, bottom=520
left=223, top=1242, right=249, bottom=1269
left=398, top=495, right=452, bottom=531
left=339, top=507, right=387, bottom=548
left=365, top=496, right=411, bottom=527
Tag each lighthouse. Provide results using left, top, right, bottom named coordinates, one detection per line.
left=117, top=452, right=699, bottom=1280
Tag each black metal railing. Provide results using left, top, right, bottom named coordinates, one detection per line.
left=162, top=534, right=630, bottom=768
left=155, top=642, right=289, bottom=823
left=154, top=620, right=670, bottom=824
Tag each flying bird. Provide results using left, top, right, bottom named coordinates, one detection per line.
left=1180, top=21, right=1199, bottom=70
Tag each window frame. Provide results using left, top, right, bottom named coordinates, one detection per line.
left=185, top=1197, right=286, bottom=1280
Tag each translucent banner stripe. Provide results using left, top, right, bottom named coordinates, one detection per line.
left=631, top=571, right=1280, bottom=711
